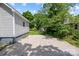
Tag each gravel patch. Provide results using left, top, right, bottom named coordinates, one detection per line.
left=0, top=35, right=79, bottom=56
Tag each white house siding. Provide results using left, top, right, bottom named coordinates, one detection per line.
left=0, top=4, right=14, bottom=37
left=14, top=12, right=29, bottom=37
left=0, top=3, right=29, bottom=44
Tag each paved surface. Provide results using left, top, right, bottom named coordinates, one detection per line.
left=0, top=35, right=79, bottom=56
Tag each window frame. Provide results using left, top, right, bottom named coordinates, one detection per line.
left=23, top=22, right=26, bottom=27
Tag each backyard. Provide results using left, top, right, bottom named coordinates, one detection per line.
left=0, top=35, right=79, bottom=56
left=29, top=29, right=79, bottom=48
left=0, top=3, right=79, bottom=56
left=23, top=3, right=79, bottom=48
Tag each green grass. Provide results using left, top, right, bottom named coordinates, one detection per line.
left=65, top=36, right=79, bottom=47
left=0, top=44, right=6, bottom=51
left=29, top=30, right=42, bottom=35
left=29, top=28, right=43, bottom=35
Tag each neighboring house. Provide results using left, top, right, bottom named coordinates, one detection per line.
left=0, top=3, right=29, bottom=45
left=75, top=24, right=79, bottom=29
left=64, top=18, right=79, bottom=30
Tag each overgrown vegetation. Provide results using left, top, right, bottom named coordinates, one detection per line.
left=22, top=3, right=79, bottom=47
left=65, top=35, right=79, bottom=47
left=29, top=28, right=43, bottom=35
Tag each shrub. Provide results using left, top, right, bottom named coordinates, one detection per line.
left=56, top=25, right=71, bottom=39
left=73, top=30, right=79, bottom=40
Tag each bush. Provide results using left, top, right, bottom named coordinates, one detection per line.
left=65, top=36, right=79, bottom=47
left=44, top=24, right=71, bottom=39
left=73, top=30, right=79, bottom=40
left=57, top=25, right=71, bottom=39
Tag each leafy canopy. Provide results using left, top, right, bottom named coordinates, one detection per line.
left=22, top=11, right=34, bottom=21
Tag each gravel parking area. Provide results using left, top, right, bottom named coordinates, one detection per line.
left=0, top=35, right=79, bottom=56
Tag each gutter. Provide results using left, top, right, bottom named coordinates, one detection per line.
left=3, top=3, right=29, bottom=23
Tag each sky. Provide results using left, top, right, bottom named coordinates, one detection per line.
left=10, top=3, right=79, bottom=15
left=70, top=4, right=79, bottom=15
left=10, top=3, right=43, bottom=14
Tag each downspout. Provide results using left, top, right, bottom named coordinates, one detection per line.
left=12, top=9, right=16, bottom=43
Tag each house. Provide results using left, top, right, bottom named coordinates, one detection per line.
left=0, top=3, right=29, bottom=45
left=63, top=16, right=79, bottom=30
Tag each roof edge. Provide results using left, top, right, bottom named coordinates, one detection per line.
left=3, top=3, right=29, bottom=23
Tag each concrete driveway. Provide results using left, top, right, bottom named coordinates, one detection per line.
left=0, top=35, right=79, bottom=56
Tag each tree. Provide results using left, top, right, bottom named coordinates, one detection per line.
left=22, top=11, right=34, bottom=21
left=42, top=3, right=74, bottom=18
left=22, top=11, right=34, bottom=28
left=39, top=3, right=75, bottom=38
left=34, top=13, right=48, bottom=30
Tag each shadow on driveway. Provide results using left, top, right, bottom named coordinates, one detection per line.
left=0, top=42, right=72, bottom=56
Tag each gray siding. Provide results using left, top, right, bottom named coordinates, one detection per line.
left=14, top=12, right=29, bottom=37
left=0, top=4, right=14, bottom=37
left=0, top=3, right=29, bottom=38
left=0, top=3, right=29, bottom=45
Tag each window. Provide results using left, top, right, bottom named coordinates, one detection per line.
left=0, top=38, right=2, bottom=41
left=75, top=24, right=78, bottom=29
left=23, top=22, right=25, bottom=27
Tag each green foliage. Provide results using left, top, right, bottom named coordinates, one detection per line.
left=42, top=3, right=74, bottom=18
left=72, top=30, right=79, bottom=40
left=65, top=36, right=79, bottom=47
left=57, top=25, right=70, bottom=38
left=22, top=11, right=34, bottom=21
left=34, top=13, right=48, bottom=30
left=21, top=3, right=79, bottom=47
left=29, top=28, right=43, bottom=35
left=40, top=3, right=76, bottom=39
left=22, top=3, right=79, bottom=47
left=29, top=3, right=76, bottom=39
left=73, top=15, right=79, bottom=40
left=22, top=11, right=34, bottom=28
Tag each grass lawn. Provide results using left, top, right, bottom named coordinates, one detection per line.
left=29, top=28, right=43, bottom=35
left=29, top=30, right=42, bottom=35
left=65, top=36, right=79, bottom=47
